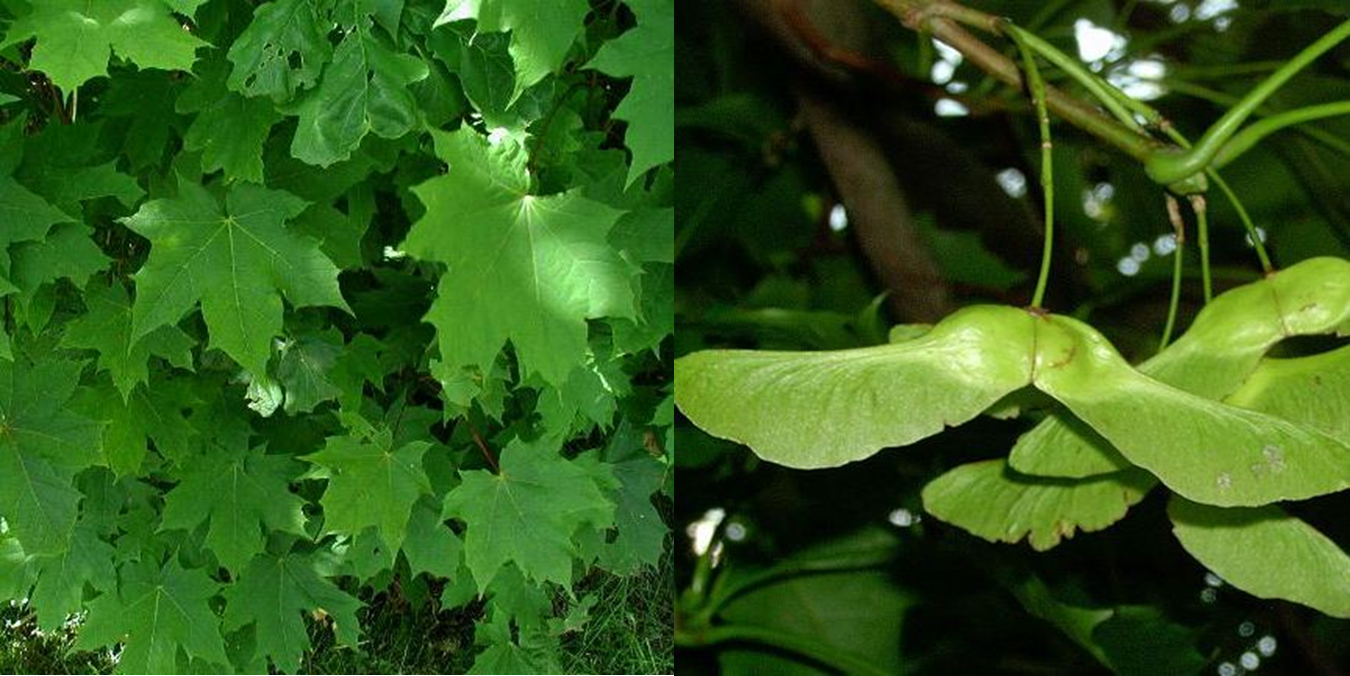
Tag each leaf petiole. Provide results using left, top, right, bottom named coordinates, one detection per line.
left=1006, top=24, right=1055, bottom=310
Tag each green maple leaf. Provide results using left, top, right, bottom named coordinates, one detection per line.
left=28, top=521, right=116, bottom=631
left=596, top=419, right=667, bottom=573
left=303, top=424, right=432, bottom=550
left=68, top=378, right=198, bottom=478
left=62, top=280, right=195, bottom=401
left=402, top=497, right=466, bottom=579
left=0, top=357, right=102, bottom=554
left=402, top=128, right=633, bottom=387
left=444, top=438, right=615, bottom=590
left=160, top=440, right=308, bottom=574
left=222, top=552, right=363, bottom=673
left=0, top=175, right=73, bottom=288
left=436, top=0, right=590, bottom=95
left=276, top=328, right=343, bottom=414
left=0, top=0, right=208, bottom=92
left=8, top=224, right=111, bottom=305
left=16, top=124, right=146, bottom=214
left=227, top=0, right=334, bottom=101
left=179, top=58, right=282, bottom=184
left=588, top=0, right=673, bottom=185
left=77, top=559, right=229, bottom=674
left=122, top=181, right=348, bottom=375
left=289, top=0, right=429, bottom=166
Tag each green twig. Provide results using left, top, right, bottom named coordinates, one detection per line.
left=1206, top=170, right=1273, bottom=273
left=1007, top=24, right=1055, bottom=309
left=1162, top=78, right=1350, bottom=160
left=676, top=624, right=893, bottom=676
left=1145, top=17, right=1350, bottom=184
left=1002, top=24, right=1147, bottom=134
left=1160, top=196, right=1185, bottom=350
left=1212, top=101, right=1350, bottom=170
left=1191, top=195, right=1212, bottom=302
left=873, top=0, right=1162, bottom=162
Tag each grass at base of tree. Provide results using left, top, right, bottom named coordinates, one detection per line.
left=0, top=551, right=674, bottom=675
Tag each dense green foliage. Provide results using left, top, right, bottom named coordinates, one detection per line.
left=0, top=0, right=673, bottom=673
left=676, top=0, right=1350, bottom=673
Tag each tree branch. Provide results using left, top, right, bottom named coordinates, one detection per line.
left=870, top=0, right=1165, bottom=162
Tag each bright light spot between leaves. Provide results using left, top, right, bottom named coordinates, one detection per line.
left=1205, top=571, right=1225, bottom=587
left=725, top=522, right=747, bottom=542
left=828, top=204, right=849, bottom=232
left=1196, top=0, right=1238, bottom=21
left=888, top=508, right=920, bottom=527
left=935, top=98, right=969, bottom=117
left=930, top=38, right=963, bottom=85
left=1074, top=19, right=1127, bottom=64
left=996, top=168, right=1028, bottom=198
left=1083, top=182, right=1115, bottom=220
left=1154, top=233, right=1178, bottom=255
left=1245, top=227, right=1267, bottom=246
left=946, top=80, right=969, bottom=94
left=1257, top=635, right=1277, bottom=657
left=487, top=127, right=511, bottom=146
left=382, top=245, right=407, bottom=260
left=931, top=60, right=956, bottom=85
left=1108, top=57, right=1169, bottom=101
left=687, top=508, right=726, bottom=556
left=1239, top=652, right=1260, bottom=670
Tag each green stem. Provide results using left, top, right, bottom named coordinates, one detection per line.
left=1002, top=24, right=1147, bottom=134
left=1206, top=169, right=1273, bottom=273
left=872, top=0, right=1162, bottom=162
left=1192, top=195, right=1212, bottom=302
left=1007, top=26, right=1056, bottom=309
left=1212, top=101, right=1350, bottom=169
left=1145, top=17, right=1350, bottom=184
left=676, top=624, right=893, bottom=676
left=1160, top=196, right=1185, bottom=350
left=1163, top=79, right=1350, bottom=160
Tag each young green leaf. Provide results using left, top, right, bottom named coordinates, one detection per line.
left=1168, top=497, right=1350, bottom=618
left=922, top=460, right=1155, bottom=550
left=674, top=305, right=1037, bottom=469
left=123, top=181, right=348, bottom=375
